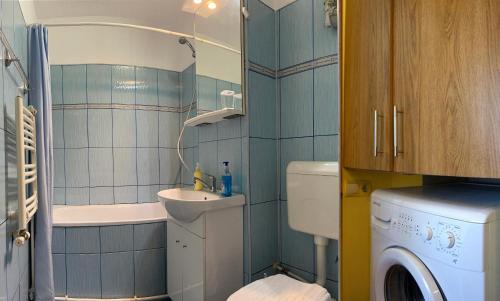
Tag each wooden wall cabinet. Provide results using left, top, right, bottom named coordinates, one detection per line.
left=343, top=0, right=500, bottom=178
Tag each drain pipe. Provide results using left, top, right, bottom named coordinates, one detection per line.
left=314, top=235, right=329, bottom=286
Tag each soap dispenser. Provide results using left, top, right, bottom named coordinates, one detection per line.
left=194, top=163, right=203, bottom=191
left=221, top=161, right=232, bottom=196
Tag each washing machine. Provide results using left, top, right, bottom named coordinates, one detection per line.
left=371, top=184, right=500, bottom=301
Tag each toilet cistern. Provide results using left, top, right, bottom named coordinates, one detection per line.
left=286, top=161, right=340, bottom=286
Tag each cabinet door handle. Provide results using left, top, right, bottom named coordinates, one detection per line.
left=373, top=109, right=378, bottom=157
left=175, top=240, right=180, bottom=243
left=393, top=106, right=398, bottom=158
left=393, top=106, right=403, bottom=157
left=183, top=245, right=187, bottom=248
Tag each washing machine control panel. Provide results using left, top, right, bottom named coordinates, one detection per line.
left=388, top=211, right=468, bottom=266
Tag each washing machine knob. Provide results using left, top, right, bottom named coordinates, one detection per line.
left=439, top=231, right=455, bottom=248
left=424, top=227, right=433, bottom=241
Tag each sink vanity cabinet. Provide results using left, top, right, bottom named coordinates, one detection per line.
left=166, top=206, right=243, bottom=301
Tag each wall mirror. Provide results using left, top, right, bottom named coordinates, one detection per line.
left=192, top=0, right=243, bottom=121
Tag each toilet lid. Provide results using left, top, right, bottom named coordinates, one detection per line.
left=227, top=274, right=332, bottom=301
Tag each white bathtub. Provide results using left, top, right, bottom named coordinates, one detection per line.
left=52, top=202, right=168, bottom=227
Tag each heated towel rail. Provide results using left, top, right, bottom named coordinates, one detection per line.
left=14, top=96, right=38, bottom=246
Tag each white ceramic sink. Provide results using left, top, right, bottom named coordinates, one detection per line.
left=158, top=188, right=245, bottom=223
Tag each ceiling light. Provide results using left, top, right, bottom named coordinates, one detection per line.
left=193, top=0, right=202, bottom=4
left=207, top=1, right=217, bottom=9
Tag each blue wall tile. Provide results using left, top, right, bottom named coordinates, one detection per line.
left=314, top=135, right=339, bottom=161
left=199, top=124, right=218, bottom=143
left=158, top=112, right=179, bottom=148
left=52, top=227, right=66, bottom=254
left=87, top=65, right=112, bottom=103
left=66, top=188, right=90, bottom=205
left=89, top=148, right=114, bottom=187
left=159, top=149, right=180, bottom=185
left=51, top=65, right=63, bottom=105
left=5, top=222, right=19, bottom=301
left=137, top=111, right=159, bottom=147
left=53, top=254, right=66, bottom=296
left=101, top=252, right=134, bottom=298
left=54, top=149, right=65, bottom=188
left=67, top=254, right=101, bottom=298
left=53, top=110, right=64, bottom=148
left=197, top=76, right=217, bottom=112
left=66, top=227, right=100, bottom=254
left=198, top=141, right=218, bottom=177
left=112, top=110, right=136, bottom=147
left=136, top=67, right=158, bottom=106
left=249, top=138, right=277, bottom=204
left=13, top=2, right=26, bottom=70
left=134, top=248, right=166, bottom=297
left=218, top=118, right=241, bottom=140
left=88, top=109, right=113, bottom=147
left=54, top=188, right=65, bottom=205
left=137, top=148, right=159, bottom=185
left=1, top=0, right=14, bottom=54
left=100, top=225, right=133, bottom=253
left=326, top=239, right=339, bottom=281
left=63, top=65, right=87, bottom=104
left=90, top=187, right=114, bottom=205
left=280, top=137, right=313, bottom=200
left=113, top=149, right=137, bottom=186
left=247, top=0, right=276, bottom=69
left=181, top=64, right=196, bottom=107
left=112, top=66, right=135, bottom=104
left=279, top=0, right=313, bottom=68
left=280, top=201, right=314, bottom=272
left=114, top=186, right=138, bottom=204
left=133, top=223, right=165, bottom=250
left=217, top=138, right=242, bottom=193
left=65, top=149, right=89, bottom=187
left=248, top=72, right=276, bottom=139
left=0, top=135, right=4, bottom=222
left=158, top=70, right=180, bottom=107
left=64, top=110, right=88, bottom=148
left=313, top=0, right=338, bottom=58
left=280, top=70, right=314, bottom=138
left=138, top=185, right=160, bottom=203
left=314, top=64, right=339, bottom=136
left=250, top=201, right=278, bottom=273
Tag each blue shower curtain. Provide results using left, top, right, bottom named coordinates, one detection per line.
left=28, top=24, right=54, bottom=301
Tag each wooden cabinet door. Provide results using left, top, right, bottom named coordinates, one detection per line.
left=393, top=0, right=421, bottom=173
left=397, top=0, right=500, bottom=177
left=343, top=0, right=393, bottom=171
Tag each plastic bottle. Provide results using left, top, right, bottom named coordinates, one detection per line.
left=221, top=161, right=232, bottom=196
left=194, top=163, right=203, bottom=191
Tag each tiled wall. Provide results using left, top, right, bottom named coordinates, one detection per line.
left=0, top=2, right=30, bottom=301
left=51, top=64, right=182, bottom=205
left=245, top=0, right=339, bottom=297
left=52, top=222, right=167, bottom=298
left=278, top=0, right=339, bottom=296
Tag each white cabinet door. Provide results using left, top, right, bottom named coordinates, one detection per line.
left=167, top=222, right=184, bottom=301
left=182, top=230, right=204, bottom=301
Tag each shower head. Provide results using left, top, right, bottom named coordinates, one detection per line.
left=178, top=36, right=196, bottom=58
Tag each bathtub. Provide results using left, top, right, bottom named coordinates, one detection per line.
left=52, top=202, right=168, bottom=227
left=52, top=202, right=170, bottom=301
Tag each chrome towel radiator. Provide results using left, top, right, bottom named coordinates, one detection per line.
left=14, top=96, right=38, bottom=246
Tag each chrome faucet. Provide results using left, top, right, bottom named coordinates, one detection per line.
left=194, top=174, right=217, bottom=193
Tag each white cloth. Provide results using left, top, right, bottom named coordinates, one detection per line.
left=228, top=275, right=332, bottom=301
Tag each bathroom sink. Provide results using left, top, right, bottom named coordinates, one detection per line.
left=158, top=188, right=245, bottom=223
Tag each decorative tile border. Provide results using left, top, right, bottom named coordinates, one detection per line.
left=53, top=103, right=182, bottom=113
left=248, top=61, right=277, bottom=79
left=278, top=54, right=339, bottom=78
left=248, top=54, right=339, bottom=79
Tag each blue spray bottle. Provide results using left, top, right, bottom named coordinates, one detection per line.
left=221, top=161, right=232, bottom=197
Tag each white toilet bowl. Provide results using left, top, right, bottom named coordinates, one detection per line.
left=227, top=274, right=333, bottom=301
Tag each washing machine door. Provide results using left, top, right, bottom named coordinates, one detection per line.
left=375, top=248, right=445, bottom=301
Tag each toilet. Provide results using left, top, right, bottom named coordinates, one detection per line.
left=228, top=161, right=339, bottom=301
